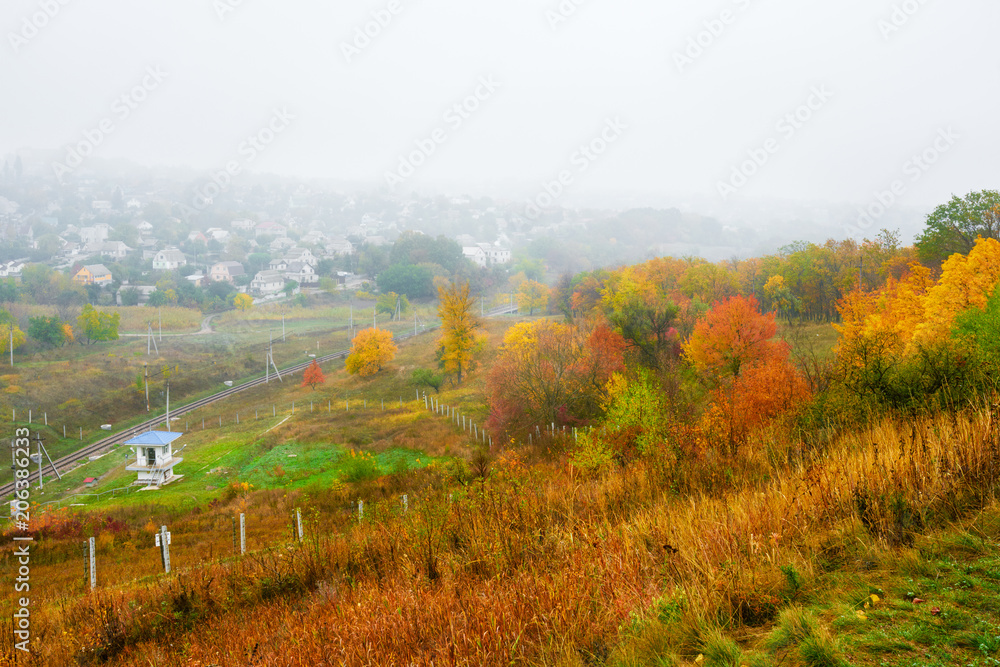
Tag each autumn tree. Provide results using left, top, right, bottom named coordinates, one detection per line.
left=684, top=296, right=807, bottom=453
left=76, top=304, right=120, bottom=345
left=833, top=238, right=1000, bottom=412
left=700, top=352, right=811, bottom=452
left=301, top=359, right=325, bottom=389
left=684, top=295, right=781, bottom=379
left=0, top=310, right=26, bottom=357
left=485, top=320, right=628, bottom=439
left=233, top=293, right=253, bottom=312
left=345, top=328, right=397, bottom=377
left=601, top=270, right=680, bottom=368
left=517, top=279, right=550, bottom=316
left=437, top=281, right=484, bottom=384
left=571, top=369, right=673, bottom=473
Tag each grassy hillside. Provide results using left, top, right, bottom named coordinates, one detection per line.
left=2, top=314, right=1000, bottom=666
left=0, top=297, right=441, bottom=486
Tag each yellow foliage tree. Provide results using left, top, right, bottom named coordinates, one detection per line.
left=517, top=279, right=550, bottom=316
left=0, top=322, right=26, bottom=355
left=437, top=281, right=484, bottom=384
left=911, top=237, right=1000, bottom=352
left=345, top=328, right=397, bottom=377
left=234, top=293, right=254, bottom=312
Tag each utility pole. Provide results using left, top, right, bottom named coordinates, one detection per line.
left=147, top=322, right=158, bottom=356
left=8, top=323, right=13, bottom=367
left=164, top=380, right=170, bottom=430
left=144, top=364, right=149, bottom=412
left=266, top=330, right=282, bottom=382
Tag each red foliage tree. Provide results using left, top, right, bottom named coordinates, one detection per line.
left=302, top=359, right=325, bottom=389
left=684, top=295, right=809, bottom=453
left=486, top=320, right=628, bottom=441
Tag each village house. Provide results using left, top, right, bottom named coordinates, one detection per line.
left=209, top=261, right=246, bottom=284
left=285, top=247, right=317, bottom=266
left=254, top=221, right=287, bottom=239
left=462, top=243, right=511, bottom=267
left=79, top=223, right=111, bottom=246
left=285, top=261, right=318, bottom=285
left=152, top=248, right=187, bottom=271
left=230, top=218, right=256, bottom=232
left=72, top=264, right=113, bottom=286
left=90, top=241, right=133, bottom=260
left=325, top=237, right=354, bottom=255
left=205, top=227, right=230, bottom=242
left=250, top=270, right=285, bottom=295
left=269, top=236, right=295, bottom=252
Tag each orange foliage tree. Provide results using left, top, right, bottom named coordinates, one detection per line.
left=345, top=328, right=398, bottom=377
left=833, top=237, right=1000, bottom=410
left=486, top=320, right=628, bottom=440
left=301, top=359, right=325, bottom=389
left=684, top=296, right=809, bottom=452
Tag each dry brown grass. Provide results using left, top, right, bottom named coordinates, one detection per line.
left=4, top=397, right=999, bottom=665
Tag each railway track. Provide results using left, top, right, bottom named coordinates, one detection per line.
left=1, top=328, right=437, bottom=500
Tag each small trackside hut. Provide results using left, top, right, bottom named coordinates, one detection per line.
left=124, top=431, right=184, bottom=488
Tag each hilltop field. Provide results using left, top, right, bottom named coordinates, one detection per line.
left=4, top=232, right=1000, bottom=665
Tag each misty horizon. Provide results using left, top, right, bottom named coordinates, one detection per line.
left=3, top=0, right=997, bottom=220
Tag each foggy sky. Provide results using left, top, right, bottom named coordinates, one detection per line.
left=3, top=0, right=997, bottom=209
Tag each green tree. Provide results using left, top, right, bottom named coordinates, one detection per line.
left=376, top=291, right=409, bottom=318
left=147, top=289, right=177, bottom=307
left=0, top=279, right=18, bottom=303
left=390, top=232, right=465, bottom=273
left=76, top=304, right=120, bottom=344
left=916, top=190, right=1000, bottom=265
left=27, top=316, right=66, bottom=347
left=412, top=368, right=444, bottom=393
left=377, top=264, right=435, bottom=298
left=119, top=286, right=141, bottom=306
